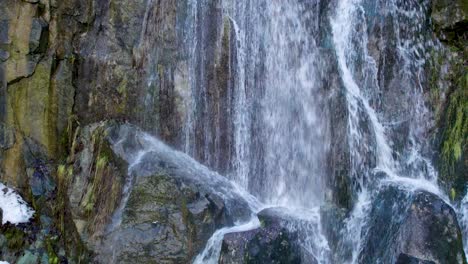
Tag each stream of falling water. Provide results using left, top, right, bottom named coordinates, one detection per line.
left=260, top=0, right=327, bottom=208
left=182, top=0, right=466, bottom=263
left=227, top=13, right=250, bottom=189
left=192, top=0, right=331, bottom=263
left=331, top=0, right=452, bottom=262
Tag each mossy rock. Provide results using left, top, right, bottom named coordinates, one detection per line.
left=65, top=122, right=128, bottom=245
left=94, top=172, right=232, bottom=263
left=431, top=0, right=468, bottom=44
left=437, top=67, right=467, bottom=200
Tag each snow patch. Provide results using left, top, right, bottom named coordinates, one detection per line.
left=0, top=183, right=34, bottom=225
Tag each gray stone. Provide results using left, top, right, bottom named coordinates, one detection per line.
left=219, top=207, right=303, bottom=264
left=17, top=251, right=39, bottom=264
left=29, top=18, right=48, bottom=54
left=0, top=50, right=9, bottom=61
left=432, top=0, right=467, bottom=31
left=359, top=185, right=467, bottom=264
left=320, top=203, right=347, bottom=262
left=96, top=173, right=232, bottom=263
left=0, top=123, right=15, bottom=150
left=65, top=122, right=128, bottom=245
left=0, top=20, right=9, bottom=45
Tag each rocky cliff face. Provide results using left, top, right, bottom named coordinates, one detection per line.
left=0, top=0, right=467, bottom=263
left=429, top=0, right=467, bottom=201
left=0, top=0, right=191, bottom=262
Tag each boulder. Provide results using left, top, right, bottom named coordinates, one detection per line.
left=398, top=191, right=466, bottom=263
left=96, top=173, right=234, bottom=263
left=219, top=207, right=315, bottom=264
left=105, top=122, right=254, bottom=224
left=359, top=185, right=467, bottom=264
left=67, top=122, right=254, bottom=263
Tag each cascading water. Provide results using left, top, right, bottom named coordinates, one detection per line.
left=259, top=1, right=328, bottom=208
left=0, top=0, right=465, bottom=262
left=184, top=0, right=328, bottom=206
left=168, top=0, right=466, bottom=263
left=188, top=0, right=332, bottom=263
left=331, top=0, right=455, bottom=262
left=216, top=1, right=253, bottom=189
left=193, top=218, right=261, bottom=264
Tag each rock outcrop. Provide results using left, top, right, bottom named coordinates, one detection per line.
left=219, top=208, right=303, bottom=264
left=64, top=122, right=128, bottom=248
left=431, top=0, right=467, bottom=44
left=97, top=173, right=232, bottom=263
left=68, top=122, right=253, bottom=263
left=429, top=0, right=467, bottom=200
left=0, top=157, right=88, bottom=263
left=359, top=185, right=466, bottom=264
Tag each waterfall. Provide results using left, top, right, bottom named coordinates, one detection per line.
left=331, top=0, right=451, bottom=262
left=177, top=0, right=465, bottom=263
left=259, top=0, right=328, bottom=208
left=225, top=12, right=250, bottom=189
left=184, top=0, right=328, bottom=207
left=186, top=0, right=332, bottom=262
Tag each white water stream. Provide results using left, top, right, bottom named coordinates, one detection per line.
left=331, top=0, right=457, bottom=262
left=162, top=0, right=466, bottom=263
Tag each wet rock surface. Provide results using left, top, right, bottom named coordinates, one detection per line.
left=73, top=122, right=254, bottom=263
left=319, top=203, right=347, bottom=262
left=429, top=0, right=467, bottom=200
left=65, top=122, right=128, bottom=248
left=219, top=208, right=308, bottom=264
left=431, top=0, right=467, bottom=42
left=97, top=173, right=233, bottom=263
left=398, top=191, right=466, bottom=263
left=396, top=254, right=436, bottom=264
left=106, top=122, right=254, bottom=223
left=0, top=0, right=466, bottom=262
left=0, top=164, right=88, bottom=264
left=359, top=185, right=466, bottom=264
